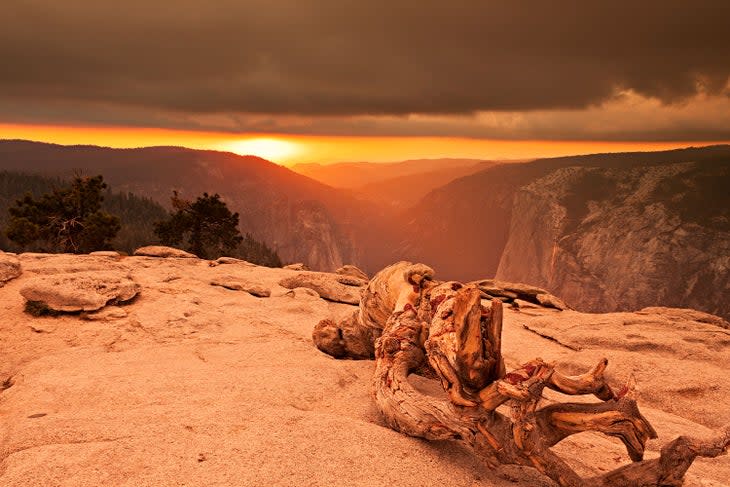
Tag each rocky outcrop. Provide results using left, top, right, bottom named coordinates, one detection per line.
left=134, top=246, right=197, bottom=258
left=496, top=162, right=730, bottom=319
left=19, top=271, right=140, bottom=312
left=0, top=254, right=728, bottom=486
left=0, top=251, right=21, bottom=286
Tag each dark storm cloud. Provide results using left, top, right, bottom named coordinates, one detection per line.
left=0, top=0, right=729, bottom=133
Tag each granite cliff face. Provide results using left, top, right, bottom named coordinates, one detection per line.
left=496, top=161, right=730, bottom=319
left=260, top=199, right=356, bottom=271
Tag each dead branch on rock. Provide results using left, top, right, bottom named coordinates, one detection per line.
left=313, top=261, right=730, bottom=487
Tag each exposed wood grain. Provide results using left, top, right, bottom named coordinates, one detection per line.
left=312, top=261, right=730, bottom=487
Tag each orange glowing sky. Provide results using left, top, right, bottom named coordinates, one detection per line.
left=1, top=2, right=728, bottom=164
left=3, top=123, right=727, bottom=167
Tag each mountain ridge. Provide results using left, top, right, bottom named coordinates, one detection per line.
left=3, top=139, right=729, bottom=319
left=0, top=139, right=390, bottom=271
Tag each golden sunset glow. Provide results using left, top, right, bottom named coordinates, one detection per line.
left=224, top=138, right=303, bottom=161
left=2, top=123, right=729, bottom=166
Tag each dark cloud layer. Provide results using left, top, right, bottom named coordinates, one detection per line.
left=1, top=0, right=729, bottom=137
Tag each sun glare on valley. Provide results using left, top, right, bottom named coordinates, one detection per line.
left=224, top=137, right=302, bottom=163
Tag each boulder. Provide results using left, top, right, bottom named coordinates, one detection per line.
left=210, top=276, right=271, bottom=297
left=279, top=272, right=361, bottom=305
left=20, top=271, right=140, bottom=313
left=335, top=264, right=369, bottom=281
left=0, top=251, right=22, bottom=286
left=134, top=246, right=197, bottom=258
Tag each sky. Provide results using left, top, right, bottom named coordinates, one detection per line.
left=1, top=1, right=729, bottom=165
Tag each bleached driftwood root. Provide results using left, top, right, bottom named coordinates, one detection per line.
left=313, top=262, right=730, bottom=487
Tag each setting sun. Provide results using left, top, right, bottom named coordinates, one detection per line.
left=224, top=137, right=302, bottom=163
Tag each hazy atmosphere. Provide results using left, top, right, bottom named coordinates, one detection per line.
left=1, top=3, right=729, bottom=487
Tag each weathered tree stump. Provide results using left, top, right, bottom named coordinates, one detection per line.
left=312, top=262, right=730, bottom=487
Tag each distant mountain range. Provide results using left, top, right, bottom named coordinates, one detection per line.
left=2, top=139, right=728, bottom=319
left=292, top=158, right=505, bottom=208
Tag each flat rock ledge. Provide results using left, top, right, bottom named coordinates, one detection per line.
left=0, top=251, right=22, bottom=286
left=20, top=271, right=141, bottom=313
left=133, top=246, right=197, bottom=258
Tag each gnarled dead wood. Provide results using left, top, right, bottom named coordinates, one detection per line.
left=312, top=262, right=730, bottom=487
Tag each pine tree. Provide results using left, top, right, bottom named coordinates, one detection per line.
left=6, top=174, right=120, bottom=253
left=155, top=192, right=244, bottom=259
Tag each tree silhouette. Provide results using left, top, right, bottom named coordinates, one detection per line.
left=155, top=192, right=244, bottom=259
left=6, top=174, right=120, bottom=253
